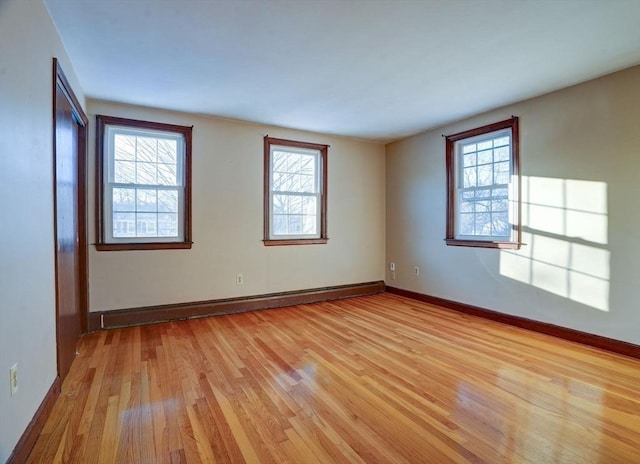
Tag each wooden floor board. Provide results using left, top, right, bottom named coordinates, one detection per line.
left=26, top=293, right=640, bottom=463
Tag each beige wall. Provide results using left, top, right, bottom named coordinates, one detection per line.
left=386, top=66, right=640, bottom=345
left=0, top=0, right=86, bottom=460
left=87, top=100, right=386, bottom=312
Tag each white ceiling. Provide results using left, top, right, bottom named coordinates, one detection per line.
left=44, top=0, right=640, bottom=143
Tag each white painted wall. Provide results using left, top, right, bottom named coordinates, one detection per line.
left=386, top=66, right=640, bottom=345
left=0, top=0, right=86, bottom=461
left=87, top=100, right=386, bottom=312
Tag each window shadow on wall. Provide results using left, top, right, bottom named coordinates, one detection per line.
left=500, top=176, right=609, bottom=312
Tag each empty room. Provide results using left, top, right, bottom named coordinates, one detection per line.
left=1, top=0, right=639, bottom=463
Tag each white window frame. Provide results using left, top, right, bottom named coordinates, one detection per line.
left=269, top=144, right=321, bottom=240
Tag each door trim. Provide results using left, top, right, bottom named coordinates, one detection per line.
left=52, top=58, right=89, bottom=337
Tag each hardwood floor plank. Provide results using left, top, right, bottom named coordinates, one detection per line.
left=26, top=294, right=640, bottom=463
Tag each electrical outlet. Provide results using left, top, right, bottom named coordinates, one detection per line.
left=389, top=262, right=396, bottom=271
left=391, top=271, right=396, bottom=280
left=9, top=364, right=17, bottom=397
left=236, top=273, right=244, bottom=285
left=414, top=266, right=420, bottom=276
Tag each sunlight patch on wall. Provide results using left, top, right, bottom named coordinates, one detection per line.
left=524, top=177, right=608, bottom=244
left=501, top=177, right=609, bottom=312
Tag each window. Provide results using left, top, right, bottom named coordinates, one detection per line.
left=96, top=115, right=192, bottom=250
left=264, top=136, right=328, bottom=245
left=445, top=117, right=520, bottom=249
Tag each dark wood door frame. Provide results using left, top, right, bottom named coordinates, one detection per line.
left=53, top=58, right=89, bottom=370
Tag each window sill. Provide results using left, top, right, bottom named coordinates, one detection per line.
left=263, top=238, right=328, bottom=246
left=95, top=242, right=193, bottom=251
left=445, top=239, right=521, bottom=250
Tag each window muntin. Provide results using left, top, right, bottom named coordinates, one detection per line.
left=264, top=136, right=328, bottom=245
left=96, top=115, right=192, bottom=250
left=446, top=118, right=520, bottom=249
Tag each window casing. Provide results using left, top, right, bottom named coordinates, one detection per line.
left=96, top=115, right=192, bottom=250
left=445, top=117, right=520, bottom=249
left=264, top=136, right=328, bottom=245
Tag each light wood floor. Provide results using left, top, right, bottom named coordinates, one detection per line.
left=28, top=294, right=640, bottom=463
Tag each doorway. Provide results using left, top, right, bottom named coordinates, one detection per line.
left=53, top=58, right=88, bottom=382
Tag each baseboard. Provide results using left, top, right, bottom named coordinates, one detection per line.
left=386, top=286, right=640, bottom=359
left=90, top=281, right=385, bottom=330
left=7, top=376, right=61, bottom=464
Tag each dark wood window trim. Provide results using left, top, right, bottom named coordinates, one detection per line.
left=445, top=117, right=521, bottom=250
left=263, top=136, right=328, bottom=246
left=96, top=115, right=193, bottom=251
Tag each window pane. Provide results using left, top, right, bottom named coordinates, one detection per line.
left=299, top=154, right=315, bottom=176
left=137, top=212, right=157, bottom=237
left=477, top=149, right=492, bottom=165
left=495, top=161, right=510, bottom=184
left=157, top=139, right=177, bottom=164
left=494, top=136, right=509, bottom=147
left=462, top=143, right=476, bottom=154
left=158, top=163, right=177, bottom=186
left=288, top=215, right=302, bottom=234
left=286, top=154, right=300, bottom=172
left=271, top=171, right=297, bottom=192
left=272, top=151, right=288, bottom=171
left=492, top=187, right=508, bottom=198
left=114, top=135, right=135, bottom=160
left=113, top=212, right=135, bottom=237
left=136, top=162, right=157, bottom=184
left=299, top=174, right=314, bottom=193
left=136, top=189, right=157, bottom=212
left=460, top=201, right=473, bottom=213
left=477, top=140, right=493, bottom=150
left=158, top=190, right=178, bottom=213
left=302, top=215, right=317, bottom=234
left=273, top=214, right=287, bottom=235
left=288, top=195, right=303, bottom=214
left=476, top=200, right=490, bottom=213
left=288, top=174, right=302, bottom=192
left=494, top=146, right=510, bottom=161
left=492, top=198, right=508, bottom=212
left=273, top=172, right=301, bottom=192
left=475, top=213, right=490, bottom=235
left=463, top=153, right=476, bottom=167
left=459, top=213, right=474, bottom=235
left=273, top=194, right=287, bottom=214
left=491, top=212, right=510, bottom=236
left=463, top=167, right=476, bottom=188
left=302, top=196, right=317, bottom=215
left=158, top=213, right=178, bottom=237
left=114, top=160, right=135, bottom=183
left=272, top=173, right=286, bottom=191
left=136, top=137, right=157, bottom=162
left=477, top=164, right=493, bottom=186
left=113, top=188, right=135, bottom=212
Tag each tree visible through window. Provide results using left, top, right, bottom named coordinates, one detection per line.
left=96, top=115, right=192, bottom=250
left=264, top=136, right=328, bottom=245
left=445, top=117, right=521, bottom=249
